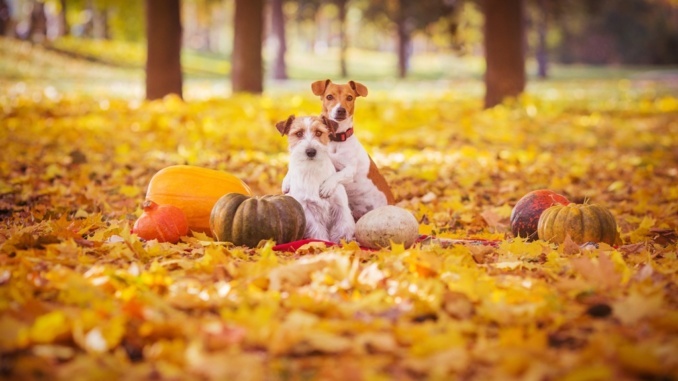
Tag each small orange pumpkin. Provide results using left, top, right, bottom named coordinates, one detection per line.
left=132, top=200, right=188, bottom=243
left=146, top=165, right=253, bottom=235
left=537, top=203, right=620, bottom=245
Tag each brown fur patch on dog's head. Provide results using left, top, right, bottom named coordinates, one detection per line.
left=276, top=115, right=295, bottom=136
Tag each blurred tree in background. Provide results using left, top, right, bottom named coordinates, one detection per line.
left=6, top=0, right=678, bottom=64
left=483, top=0, right=525, bottom=109
left=270, top=0, right=287, bottom=80
left=2, top=0, right=677, bottom=102
left=361, top=0, right=459, bottom=78
left=232, top=0, right=263, bottom=93
left=552, top=0, right=678, bottom=65
left=0, top=0, right=9, bottom=35
left=145, top=0, right=182, bottom=100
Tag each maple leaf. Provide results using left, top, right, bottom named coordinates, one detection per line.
left=28, top=311, right=70, bottom=344
left=561, top=235, right=581, bottom=255
left=612, top=288, right=664, bottom=325
left=570, top=252, right=623, bottom=290
left=480, top=208, right=507, bottom=232
left=268, top=253, right=350, bottom=291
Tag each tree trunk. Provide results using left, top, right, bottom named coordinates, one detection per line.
left=536, top=0, right=548, bottom=79
left=58, top=0, right=69, bottom=36
left=83, top=0, right=94, bottom=38
left=145, top=0, right=183, bottom=100
left=311, top=8, right=322, bottom=54
left=232, top=0, right=264, bottom=93
left=395, top=3, right=410, bottom=79
left=0, top=0, right=9, bottom=36
left=271, top=0, right=287, bottom=80
left=0, top=0, right=16, bottom=37
left=93, top=7, right=110, bottom=39
left=337, top=0, right=348, bottom=78
left=483, top=0, right=526, bottom=108
left=28, top=1, right=47, bottom=42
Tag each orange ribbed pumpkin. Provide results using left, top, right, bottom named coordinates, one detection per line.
left=537, top=203, right=620, bottom=245
left=145, top=165, right=253, bottom=235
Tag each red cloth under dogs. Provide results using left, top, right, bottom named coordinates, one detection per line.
left=271, top=235, right=500, bottom=252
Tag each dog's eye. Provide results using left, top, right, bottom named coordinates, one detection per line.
left=315, top=130, right=323, bottom=137
left=295, top=131, right=303, bottom=138
left=326, top=94, right=334, bottom=100
left=346, top=95, right=353, bottom=101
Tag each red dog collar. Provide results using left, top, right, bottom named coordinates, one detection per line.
left=330, top=127, right=354, bottom=142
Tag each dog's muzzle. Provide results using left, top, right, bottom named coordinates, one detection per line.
left=305, top=148, right=317, bottom=158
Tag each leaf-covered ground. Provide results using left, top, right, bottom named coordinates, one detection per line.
left=2, top=50, right=678, bottom=379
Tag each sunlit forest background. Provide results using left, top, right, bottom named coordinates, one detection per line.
left=1, top=1, right=678, bottom=380
left=1, top=0, right=677, bottom=99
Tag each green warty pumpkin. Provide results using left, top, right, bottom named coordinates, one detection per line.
left=210, top=193, right=306, bottom=247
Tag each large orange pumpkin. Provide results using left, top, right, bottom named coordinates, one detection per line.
left=537, top=203, right=620, bottom=245
left=146, top=165, right=253, bottom=235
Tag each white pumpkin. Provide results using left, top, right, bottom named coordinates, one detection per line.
left=355, top=206, right=419, bottom=249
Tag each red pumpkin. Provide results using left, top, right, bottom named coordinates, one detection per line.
left=133, top=200, right=189, bottom=243
left=510, top=189, right=570, bottom=240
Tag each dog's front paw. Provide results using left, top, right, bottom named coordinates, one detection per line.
left=330, top=229, right=354, bottom=243
left=319, top=179, right=337, bottom=198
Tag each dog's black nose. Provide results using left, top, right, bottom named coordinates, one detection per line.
left=335, top=107, right=347, bottom=120
left=306, top=148, right=316, bottom=158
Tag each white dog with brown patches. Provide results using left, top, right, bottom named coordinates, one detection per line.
left=276, top=115, right=355, bottom=243
left=310, top=79, right=395, bottom=221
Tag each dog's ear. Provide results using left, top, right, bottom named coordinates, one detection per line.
left=321, top=116, right=339, bottom=134
left=311, top=79, right=331, bottom=96
left=349, top=80, right=368, bottom=97
left=276, top=115, right=295, bottom=136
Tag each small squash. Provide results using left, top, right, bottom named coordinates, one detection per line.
left=537, top=203, right=620, bottom=245
left=355, top=206, right=419, bottom=249
left=146, top=165, right=253, bottom=235
left=132, top=200, right=189, bottom=243
left=510, top=189, right=570, bottom=240
left=210, top=193, right=306, bottom=247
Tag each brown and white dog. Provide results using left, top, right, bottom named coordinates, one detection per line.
left=277, top=115, right=355, bottom=242
left=310, top=79, right=395, bottom=220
